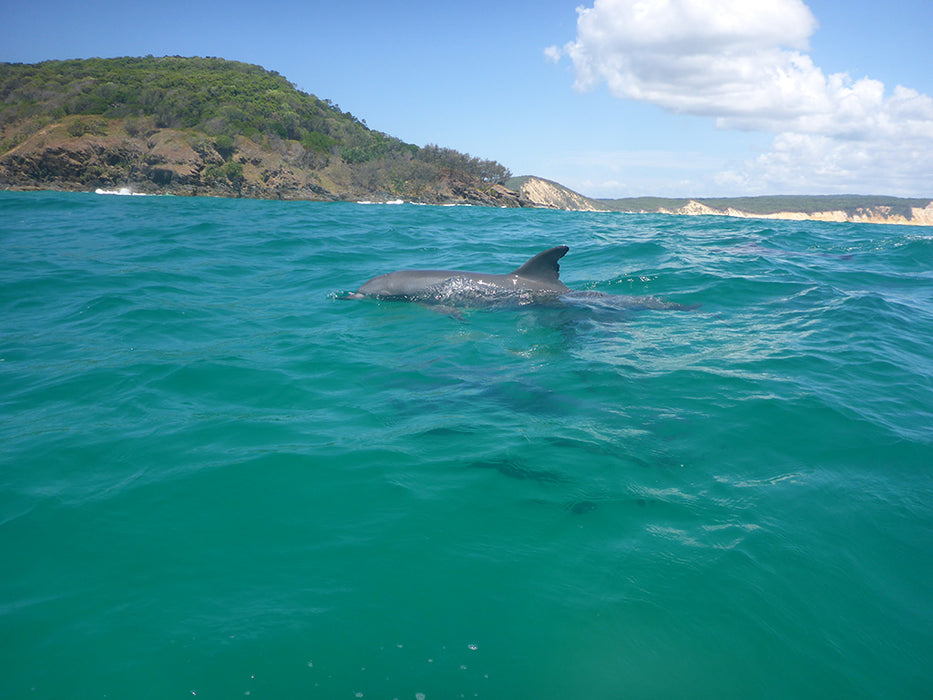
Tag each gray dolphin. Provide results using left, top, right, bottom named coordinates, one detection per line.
left=345, top=246, right=570, bottom=304
left=344, top=245, right=696, bottom=310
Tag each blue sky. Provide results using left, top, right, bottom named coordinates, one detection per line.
left=2, top=0, right=931, bottom=198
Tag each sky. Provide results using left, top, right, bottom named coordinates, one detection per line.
left=2, top=0, right=932, bottom=198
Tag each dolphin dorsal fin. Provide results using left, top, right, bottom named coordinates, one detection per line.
left=511, top=246, right=569, bottom=283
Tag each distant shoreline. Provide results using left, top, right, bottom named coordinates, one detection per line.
left=506, top=177, right=933, bottom=226
left=3, top=184, right=933, bottom=227
left=614, top=197, right=933, bottom=227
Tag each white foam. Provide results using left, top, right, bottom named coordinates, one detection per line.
left=95, top=187, right=145, bottom=196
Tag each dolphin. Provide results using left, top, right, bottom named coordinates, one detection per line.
left=345, top=246, right=570, bottom=304
left=344, top=245, right=696, bottom=310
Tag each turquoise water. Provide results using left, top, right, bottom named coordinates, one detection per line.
left=2, top=191, right=932, bottom=699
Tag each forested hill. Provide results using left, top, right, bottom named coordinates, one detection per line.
left=0, top=56, right=518, bottom=204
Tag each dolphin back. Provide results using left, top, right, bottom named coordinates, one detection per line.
left=347, top=245, right=572, bottom=302
left=510, top=246, right=569, bottom=287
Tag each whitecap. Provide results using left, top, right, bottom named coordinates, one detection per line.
left=95, top=187, right=145, bottom=196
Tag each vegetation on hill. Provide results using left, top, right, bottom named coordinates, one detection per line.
left=0, top=56, right=513, bottom=202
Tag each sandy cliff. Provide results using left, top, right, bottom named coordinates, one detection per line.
left=659, top=200, right=933, bottom=227
left=512, top=177, right=603, bottom=211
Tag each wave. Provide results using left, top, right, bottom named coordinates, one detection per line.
left=94, top=187, right=146, bottom=196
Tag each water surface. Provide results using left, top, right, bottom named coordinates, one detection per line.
left=1, top=192, right=931, bottom=698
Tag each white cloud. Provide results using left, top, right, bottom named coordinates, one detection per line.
left=549, top=0, right=933, bottom=195
left=543, top=45, right=562, bottom=64
left=717, top=127, right=933, bottom=195
left=553, top=0, right=820, bottom=118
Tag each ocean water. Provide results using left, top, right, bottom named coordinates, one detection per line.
left=1, top=190, right=931, bottom=699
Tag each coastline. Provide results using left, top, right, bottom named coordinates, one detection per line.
left=3, top=148, right=931, bottom=224
left=4, top=183, right=933, bottom=227
left=509, top=177, right=933, bottom=226
left=653, top=199, right=933, bottom=227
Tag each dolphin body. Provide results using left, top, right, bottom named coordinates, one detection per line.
left=347, top=246, right=570, bottom=304
left=345, top=245, right=696, bottom=311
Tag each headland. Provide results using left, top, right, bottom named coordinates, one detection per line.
left=2, top=57, right=929, bottom=224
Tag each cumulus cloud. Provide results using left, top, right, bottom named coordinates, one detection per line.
left=549, top=0, right=933, bottom=194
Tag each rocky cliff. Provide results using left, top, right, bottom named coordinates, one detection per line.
left=0, top=116, right=522, bottom=205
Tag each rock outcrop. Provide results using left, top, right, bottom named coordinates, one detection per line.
left=0, top=116, right=522, bottom=206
